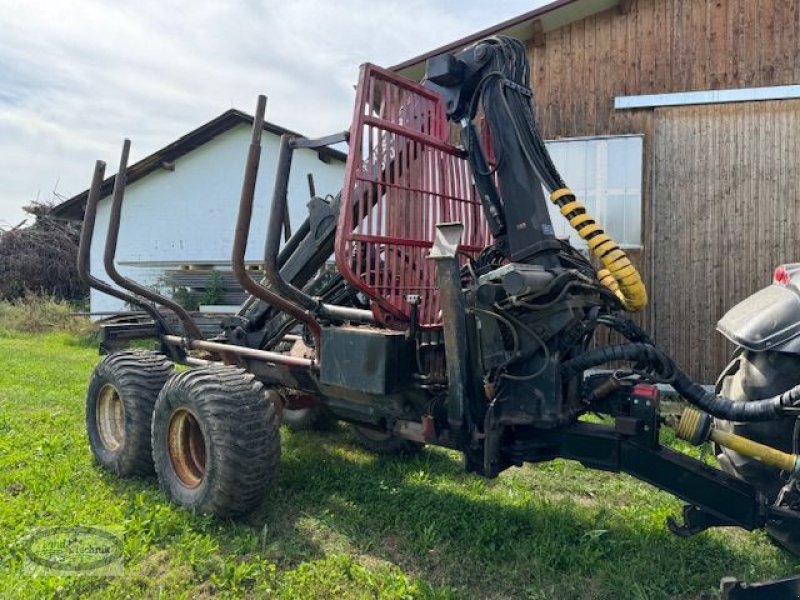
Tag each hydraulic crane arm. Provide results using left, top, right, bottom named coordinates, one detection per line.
left=423, top=36, right=648, bottom=311
left=423, top=37, right=561, bottom=267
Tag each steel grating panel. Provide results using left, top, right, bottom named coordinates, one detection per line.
left=336, top=63, right=492, bottom=329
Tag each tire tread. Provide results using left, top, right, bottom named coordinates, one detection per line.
left=152, top=365, right=280, bottom=517
left=86, top=350, right=173, bottom=475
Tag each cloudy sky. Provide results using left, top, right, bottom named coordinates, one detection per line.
left=0, top=0, right=549, bottom=227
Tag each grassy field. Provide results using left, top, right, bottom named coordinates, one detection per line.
left=0, top=330, right=797, bottom=599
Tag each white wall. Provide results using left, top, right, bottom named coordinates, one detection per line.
left=90, top=124, right=345, bottom=313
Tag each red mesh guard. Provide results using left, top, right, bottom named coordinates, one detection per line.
left=336, top=64, right=492, bottom=328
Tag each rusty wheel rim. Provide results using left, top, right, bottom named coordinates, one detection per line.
left=167, top=408, right=206, bottom=488
left=96, top=383, right=125, bottom=451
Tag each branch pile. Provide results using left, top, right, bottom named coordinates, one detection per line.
left=0, top=202, right=87, bottom=302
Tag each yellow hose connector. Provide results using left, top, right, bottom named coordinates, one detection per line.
left=550, top=188, right=648, bottom=312
left=672, top=407, right=800, bottom=474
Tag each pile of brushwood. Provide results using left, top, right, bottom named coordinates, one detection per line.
left=0, top=202, right=86, bottom=302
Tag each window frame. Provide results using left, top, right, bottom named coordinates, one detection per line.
left=543, top=133, right=644, bottom=250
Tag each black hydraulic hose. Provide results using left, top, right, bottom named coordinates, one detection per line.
left=562, top=343, right=800, bottom=422
left=793, top=418, right=800, bottom=455
left=596, top=315, right=654, bottom=345
left=670, top=370, right=785, bottom=422
left=476, top=37, right=564, bottom=193
left=561, top=344, right=666, bottom=379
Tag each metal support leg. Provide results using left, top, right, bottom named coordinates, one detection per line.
left=428, top=223, right=470, bottom=434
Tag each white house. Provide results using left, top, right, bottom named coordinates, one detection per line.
left=53, top=110, right=346, bottom=314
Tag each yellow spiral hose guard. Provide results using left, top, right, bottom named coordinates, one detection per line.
left=550, top=188, right=648, bottom=312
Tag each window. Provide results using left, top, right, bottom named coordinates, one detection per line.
left=544, top=135, right=643, bottom=249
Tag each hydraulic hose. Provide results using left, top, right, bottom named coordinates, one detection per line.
left=562, top=343, right=800, bottom=422
left=550, top=188, right=648, bottom=312
left=670, top=371, right=785, bottom=422
left=561, top=343, right=668, bottom=379
left=461, top=37, right=647, bottom=311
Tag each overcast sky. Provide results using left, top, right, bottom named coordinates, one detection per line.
left=0, top=0, right=549, bottom=227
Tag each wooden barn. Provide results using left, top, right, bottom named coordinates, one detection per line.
left=393, top=0, right=800, bottom=382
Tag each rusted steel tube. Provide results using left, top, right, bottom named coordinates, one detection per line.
left=263, top=135, right=320, bottom=313
left=317, top=303, right=376, bottom=323
left=77, top=160, right=169, bottom=329
left=230, top=95, right=323, bottom=355
left=263, top=135, right=377, bottom=325
left=163, top=335, right=314, bottom=368
left=103, top=139, right=204, bottom=340
left=184, top=356, right=213, bottom=367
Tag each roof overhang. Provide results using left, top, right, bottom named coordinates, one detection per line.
left=51, top=110, right=347, bottom=221
left=391, top=0, right=620, bottom=81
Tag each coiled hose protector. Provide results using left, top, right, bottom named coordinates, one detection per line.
left=562, top=343, right=799, bottom=422
left=550, top=188, right=648, bottom=312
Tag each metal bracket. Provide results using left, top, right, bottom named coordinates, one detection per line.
left=502, top=78, right=533, bottom=97
left=482, top=401, right=503, bottom=478
left=290, top=131, right=349, bottom=150
left=429, top=222, right=464, bottom=259
left=666, top=504, right=733, bottom=537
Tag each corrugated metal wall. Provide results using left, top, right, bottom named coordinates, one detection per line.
left=652, top=100, right=800, bottom=381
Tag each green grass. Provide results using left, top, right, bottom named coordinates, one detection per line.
left=0, top=332, right=797, bottom=599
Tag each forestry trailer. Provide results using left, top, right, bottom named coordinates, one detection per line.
left=79, top=36, right=800, bottom=589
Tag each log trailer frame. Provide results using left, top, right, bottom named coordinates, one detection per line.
left=79, top=37, right=800, bottom=593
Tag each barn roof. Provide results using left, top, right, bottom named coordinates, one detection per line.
left=390, top=0, right=621, bottom=81
left=51, top=109, right=347, bottom=221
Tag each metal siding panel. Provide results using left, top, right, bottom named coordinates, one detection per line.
left=615, top=85, right=800, bottom=109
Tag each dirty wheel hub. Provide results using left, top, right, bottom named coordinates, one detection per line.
left=167, top=408, right=206, bottom=488
left=96, top=383, right=125, bottom=451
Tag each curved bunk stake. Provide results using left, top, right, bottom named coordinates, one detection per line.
left=230, top=94, right=324, bottom=360
left=263, top=134, right=375, bottom=325
left=78, top=159, right=173, bottom=336
left=103, top=139, right=205, bottom=341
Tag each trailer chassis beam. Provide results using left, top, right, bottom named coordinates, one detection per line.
left=510, top=421, right=785, bottom=533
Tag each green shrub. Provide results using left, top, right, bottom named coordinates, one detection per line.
left=161, top=270, right=226, bottom=311
left=200, top=271, right=225, bottom=306
left=171, top=287, right=200, bottom=311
